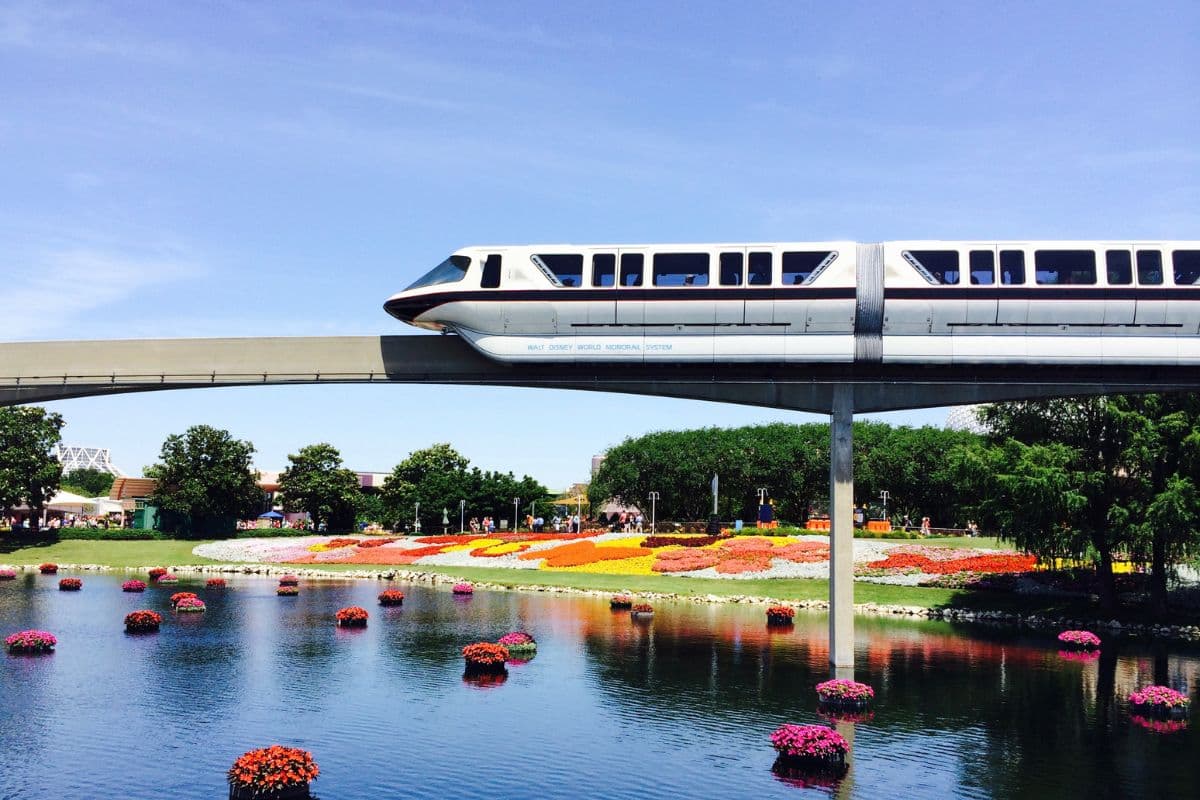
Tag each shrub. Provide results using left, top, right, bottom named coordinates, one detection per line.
left=206, top=577, right=227, bottom=588
left=174, top=597, right=206, bottom=612
left=640, top=535, right=719, bottom=548
left=58, top=577, right=82, bottom=591
left=452, top=582, right=473, bottom=595
left=170, top=592, right=199, bottom=607
left=227, top=745, right=319, bottom=795
left=122, top=579, right=147, bottom=592
left=335, top=606, right=369, bottom=627
left=277, top=575, right=300, bottom=586
left=462, top=642, right=508, bottom=670
left=124, top=610, right=163, bottom=633
left=38, top=563, right=58, bottom=574
left=277, top=585, right=299, bottom=596
left=378, top=589, right=405, bottom=606
left=5, top=629, right=56, bottom=654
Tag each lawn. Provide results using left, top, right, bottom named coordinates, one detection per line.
left=0, top=539, right=220, bottom=568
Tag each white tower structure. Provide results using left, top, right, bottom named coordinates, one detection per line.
left=55, top=445, right=126, bottom=477
left=944, top=405, right=991, bottom=435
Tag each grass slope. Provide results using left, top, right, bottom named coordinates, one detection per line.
left=0, top=539, right=219, bottom=568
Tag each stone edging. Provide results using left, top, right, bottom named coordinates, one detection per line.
left=5, top=562, right=1199, bottom=642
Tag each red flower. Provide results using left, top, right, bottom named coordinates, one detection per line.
left=335, top=606, right=369, bottom=627
left=378, top=589, right=405, bottom=606
left=462, top=642, right=509, bottom=668
left=206, top=578, right=227, bottom=588
left=170, top=591, right=198, bottom=607
left=227, top=745, right=319, bottom=791
left=58, top=577, right=82, bottom=591
left=124, top=610, right=163, bottom=632
left=38, top=563, right=58, bottom=574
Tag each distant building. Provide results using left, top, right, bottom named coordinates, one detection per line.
left=56, top=445, right=125, bottom=477
left=591, top=454, right=606, bottom=477
left=945, top=405, right=990, bottom=435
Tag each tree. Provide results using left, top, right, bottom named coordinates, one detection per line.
left=277, top=443, right=361, bottom=533
left=61, top=468, right=115, bottom=497
left=147, top=425, right=262, bottom=535
left=0, top=406, right=65, bottom=534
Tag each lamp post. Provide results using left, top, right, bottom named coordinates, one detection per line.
left=879, top=490, right=890, bottom=523
left=576, top=494, right=583, bottom=533
left=413, top=501, right=420, bottom=534
left=513, top=497, right=520, bottom=532
left=459, top=499, right=465, bottom=533
left=648, top=491, right=660, bottom=534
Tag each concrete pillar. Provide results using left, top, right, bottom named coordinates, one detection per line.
left=828, top=384, right=855, bottom=671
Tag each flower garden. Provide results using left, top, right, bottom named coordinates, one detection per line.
left=194, top=532, right=1041, bottom=585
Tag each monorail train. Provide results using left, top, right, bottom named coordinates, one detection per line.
left=383, top=241, right=1200, bottom=364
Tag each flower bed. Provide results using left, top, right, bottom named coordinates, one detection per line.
left=58, top=577, right=82, bottom=591
left=497, top=631, right=537, bottom=655
left=148, top=567, right=167, bottom=581
left=5, top=629, right=56, bottom=654
left=170, top=591, right=199, bottom=607
left=462, top=642, right=508, bottom=673
left=122, top=579, right=147, bottom=592
left=38, top=563, right=58, bottom=574
left=156, top=573, right=179, bottom=585
left=640, top=535, right=720, bottom=549
left=452, top=582, right=474, bottom=595
left=0, top=569, right=16, bottom=580
left=228, top=745, right=319, bottom=799
left=277, top=586, right=299, bottom=596
left=206, top=577, right=227, bottom=588
left=1129, top=686, right=1191, bottom=719
left=865, top=549, right=1037, bottom=575
left=766, top=605, right=795, bottom=625
left=174, top=596, right=206, bottom=613
left=356, top=537, right=397, bottom=548
left=610, top=594, right=633, bottom=609
left=124, top=610, right=163, bottom=633
left=277, top=575, right=300, bottom=587
left=335, top=606, right=369, bottom=627
left=378, top=589, right=405, bottom=606
left=770, top=723, right=849, bottom=771
left=816, top=679, right=875, bottom=710
left=1057, top=630, right=1101, bottom=649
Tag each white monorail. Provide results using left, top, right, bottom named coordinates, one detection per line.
left=384, top=241, right=1200, bottom=364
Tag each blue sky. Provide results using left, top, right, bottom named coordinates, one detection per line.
left=4, top=1, right=1198, bottom=487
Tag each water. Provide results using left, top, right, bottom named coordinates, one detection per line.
left=1, top=572, right=1196, bottom=799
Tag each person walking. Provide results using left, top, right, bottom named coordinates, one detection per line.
left=920, top=516, right=931, bottom=536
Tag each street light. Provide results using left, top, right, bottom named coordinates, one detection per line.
left=513, top=497, right=520, bottom=532
left=879, top=490, right=890, bottom=522
left=648, top=491, right=660, bottom=534
left=459, top=499, right=465, bottom=533
left=575, top=493, right=583, bottom=533
left=413, top=501, right=420, bottom=534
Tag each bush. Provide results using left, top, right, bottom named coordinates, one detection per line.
left=55, top=528, right=167, bottom=541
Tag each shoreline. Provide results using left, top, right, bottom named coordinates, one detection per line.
left=10, top=561, right=1200, bottom=643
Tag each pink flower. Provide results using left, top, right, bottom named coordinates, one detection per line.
left=770, top=724, right=849, bottom=759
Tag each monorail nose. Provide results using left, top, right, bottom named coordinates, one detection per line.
left=384, top=296, right=437, bottom=323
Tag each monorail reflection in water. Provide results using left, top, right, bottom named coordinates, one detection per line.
left=0, top=575, right=1196, bottom=799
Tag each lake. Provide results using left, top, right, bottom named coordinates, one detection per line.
left=1, top=572, right=1196, bottom=799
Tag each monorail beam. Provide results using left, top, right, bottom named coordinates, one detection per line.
left=828, top=385, right=855, bottom=673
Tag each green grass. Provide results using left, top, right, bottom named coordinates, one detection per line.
left=918, top=536, right=1012, bottom=550
left=0, top=539, right=219, bottom=568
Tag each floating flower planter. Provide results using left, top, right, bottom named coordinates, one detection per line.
left=0, top=569, right=16, bottom=580
left=170, top=591, right=199, bottom=608
left=38, top=563, right=58, bottom=575
left=227, top=745, right=318, bottom=800
left=277, top=575, right=300, bottom=587
left=122, top=579, right=147, bottom=593
left=452, top=582, right=474, bottom=595
left=770, top=723, right=849, bottom=776
left=766, top=605, right=795, bottom=626
left=335, top=606, right=368, bottom=628
left=206, top=578, right=227, bottom=588
left=497, top=631, right=537, bottom=656
left=58, top=577, right=82, bottom=591
left=462, top=642, right=508, bottom=674
left=378, top=589, right=405, bottom=607
left=815, top=679, right=875, bottom=711
left=1057, top=630, right=1101, bottom=650
left=174, top=597, right=206, bottom=613
left=148, top=568, right=167, bottom=581
left=630, top=603, right=654, bottom=620
left=156, top=574, right=179, bottom=585
left=1129, top=686, right=1191, bottom=720
left=124, top=610, right=163, bottom=633
left=5, top=629, right=56, bottom=654
left=610, top=594, right=633, bottom=609
left=276, top=586, right=299, bottom=597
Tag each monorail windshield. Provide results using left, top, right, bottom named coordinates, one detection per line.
left=405, top=255, right=470, bottom=290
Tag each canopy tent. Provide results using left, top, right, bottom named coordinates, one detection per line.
left=89, top=497, right=125, bottom=515
left=44, top=490, right=98, bottom=514
left=258, top=510, right=284, bottom=520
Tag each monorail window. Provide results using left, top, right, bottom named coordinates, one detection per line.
left=1174, top=250, right=1200, bottom=285
left=782, top=251, right=835, bottom=285
left=1035, top=250, right=1096, bottom=285
left=719, top=252, right=742, bottom=286
left=748, top=252, right=772, bottom=286
left=904, top=250, right=959, bottom=284
left=1137, top=251, right=1163, bottom=285
left=405, top=254, right=470, bottom=290
left=1106, top=251, right=1132, bottom=285
left=592, top=254, right=615, bottom=287
left=1000, top=250, right=1025, bottom=285
left=532, top=254, right=583, bottom=287
left=653, top=253, right=709, bottom=286
left=620, top=253, right=644, bottom=287
left=968, top=251, right=995, bottom=285
left=481, top=254, right=502, bottom=289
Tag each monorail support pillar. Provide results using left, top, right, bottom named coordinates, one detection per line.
left=829, top=384, right=855, bottom=674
